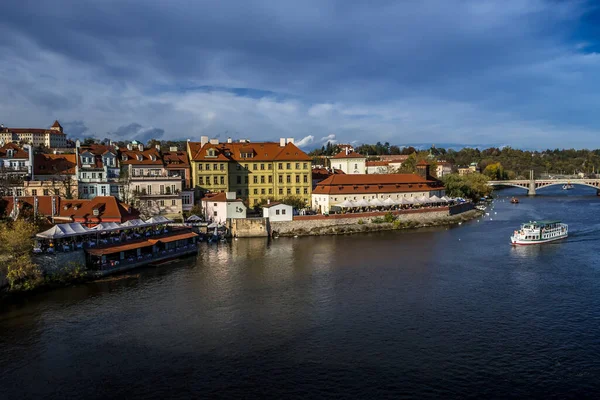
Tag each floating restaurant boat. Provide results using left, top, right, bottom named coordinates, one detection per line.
left=510, top=197, right=519, bottom=204
left=34, top=216, right=200, bottom=276
left=510, top=220, right=568, bottom=245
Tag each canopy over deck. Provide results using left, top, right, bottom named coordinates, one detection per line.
left=36, top=223, right=92, bottom=239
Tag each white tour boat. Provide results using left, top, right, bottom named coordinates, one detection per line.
left=510, top=220, right=568, bottom=245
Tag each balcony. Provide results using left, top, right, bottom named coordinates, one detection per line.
left=133, top=189, right=181, bottom=197
left=130, top=174, right=182, bottom=181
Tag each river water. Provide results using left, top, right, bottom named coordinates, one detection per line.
left=2, top=187, right=600, bottom=399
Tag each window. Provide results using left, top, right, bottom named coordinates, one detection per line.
left=82, top=172, right=87, bottom=179
left=198, top=164, right=203, bottom=170
left=245, top=176, right=249, bottom=184
left=254, top=163, right=258, bottom=170
left=276, top=210, right=280, bottom=215
left=237, top=190, right=242, bottom=196
left=286, top=175, right=291, bottom=183
left=244, top=164, right=249, bottom=170
left=147, top=185, right=152, bottom=194
left=254, top=189, right=258, bottom=194
left=159, top=200, right=165, bottom=206
left=213, top=211, right=218, bottom=216
left=268, top=176, right=273, bottom=183
left=261, top=176, right=265, bottom=184
left=101, top=186, right=107, bottom=195
left=278, top=163, right=283, bottom=169
left=236, top=164, right=241, bottom=170
left=304, top=188, right=308, bottom=194
left=90, top=187, right=95, bottom=194
left=260, top=164, right=265, bottom=170
left=43, top=189, right=50, bottom=196
left=282, top=209, right=286, bottom=215
left=206, top=164, right=210, bottom=171
left=287, top=188, right=291, bottom=195
left=220, top=164, right=224, bottom=171
left=286, top=163, right=291, bottom=169
left=279, top=188, right=283, bottom=195
left=261, top=188, right=265, bottom=194
left=199, top=177, right=204, bottom=185
left=253, top=176, right=258, bottom=184
left=354, top=164, right=358, bottom=169
left=16, top=188, right=23, bottom=196
left=160, top=185, right=165, bottom=194
left=220, top=176, right=225, bottom=185
left=172, top=199, right=176, bottom=206
left=253, top=199, right=258, bottom=205
left=303, top=174, right=308, bottom=183
left=268, top=164, right=272, bottom=170
left=279, top=175, right=283, bottom=184
left=98, top=173, right=103, bottom=179
left=268, top=188, right=272, bottom=194
left=296, top=188, right=300, bottom=195
left=237, top=176, right=241, bottom=184
left=213, top=176, right=218, bottom=185
left=31, top=189, right=37, bottom=196
left=296, top=163, right=300, bottom=169
left=296, top=175, right=300, bottom=183
left=148, top=200, right=152, bottom=207
left=92, top=173, right=96, bottom=179
left=303, top=163, right=308, bottom=169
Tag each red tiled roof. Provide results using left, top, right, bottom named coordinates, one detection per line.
left=312, top=174, right=443, bottom=195
left=379, top=155, right=409, bottom=162
left=417, top=160, right=429, bottom=166
left=188, top=141, right=311, bottom=162
left=163, top=151, right=190, bottom=168
left=34, top=153, right=77, bottom=175
left=200, top=192, right=243, bottom=203
left=119, top=147, right=163, bottom=165
left=51, top=120, right=62, bottom=129
left=331, top=151, right=365, bottom=159
left=0, top=143, right=29, bottom=159
left=2, top=196, right=59, bottom=217
left=366, top=161, right=389, bottom=167
left=263, top=202, right=290, bottom=208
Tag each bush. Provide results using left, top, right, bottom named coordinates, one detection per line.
left=383, top=212, right=396, bottom=223
left=357, top=219, right=365, bottom=225
left=371, top=217, right=385, bottom=223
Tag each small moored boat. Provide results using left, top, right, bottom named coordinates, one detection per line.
left=510, top=197, right=519, bottom=204
left=562, top=183, right=574, bottom=190
left=510, top=220, right=568, bottom=245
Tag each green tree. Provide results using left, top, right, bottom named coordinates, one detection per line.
left=0, top=219, right=42, bottom=290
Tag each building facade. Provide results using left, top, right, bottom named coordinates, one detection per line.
left=162, top=147, right=194, bottom=212
left=188, top=137, right=312, bottom=207
left=120, top=143, right=183, bottom=219
left=75, top=143, right=120, bottom=199
left=330, top=150, right=366, bottom=174
left=312, top=163, right=445, bottom=214
left=262, top=202, right=293, bottom=221
left=201, top=192, right=247, bottom=223
left=0, top=120, right=67, bottom=149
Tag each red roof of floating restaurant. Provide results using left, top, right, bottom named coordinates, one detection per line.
left=312, top=174, right=443, bottom=195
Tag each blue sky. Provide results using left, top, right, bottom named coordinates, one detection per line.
left=1, top=0, right=600, bottom=149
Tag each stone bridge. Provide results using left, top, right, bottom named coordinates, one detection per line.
left=488, top=170, right=600, bottom=196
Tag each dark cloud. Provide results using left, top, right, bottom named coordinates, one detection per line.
left=61, top=120, right=88, bottom=137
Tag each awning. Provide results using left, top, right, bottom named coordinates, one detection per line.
left=152, top=232, right=198, bottom=244
left=86, top=241, right=155, bottom=256
left=120, top=219, right=149, bottom=228
left=90, top=222, right=122, bottom=232
left=36, top=223, right=93, bottom=239
left=145, top=216, right=173, bottom=224
left=186, top=215, right=202, bottom=222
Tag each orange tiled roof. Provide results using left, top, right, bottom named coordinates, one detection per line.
left=188, top=141, right=311, bottom=162
left=34, top=153, right=77, bottom=175
left=163, top=151, right=190, bottom=168
left=119, top=147, right=163, bottom=165
left=0, top=143, right=29, bottom=159
left=312, top=174, right=443, bottom=195
left=331, top=150, right=365, bottom=159
left=366, top=161, right=390, bottom=167
left=200, top=192, right=243, bottom=203
left=51, top=120, right=62, bottom=129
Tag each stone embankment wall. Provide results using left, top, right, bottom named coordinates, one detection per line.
left=33, top=251, right=87, bottom=274
left=270, top=205, right=478, bottom=237
left=229, top=217, right=269, bottom=238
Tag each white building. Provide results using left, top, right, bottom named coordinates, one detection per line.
left=312, top=163, right=445, bottom=214
left=330, top=149, right=366, bottom=174
left=0, top=142, right=33, bottom=177
left=201, top=192, right=247, bottom=224
left=262, top=201, right=293, bottom=221
left=0, top=120, right=67, bottom=149
left=75, top=142, right=120, bottom=199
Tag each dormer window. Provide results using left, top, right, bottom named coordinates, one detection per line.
left=136, top=154, right=143, bottom=161
left=6, top=149, right=13, bottom=157
left=207, top=149, right=216, bottom=157
left=150, top=154, right=156, bottom=161
left=122, top=155, right=128, bottom=161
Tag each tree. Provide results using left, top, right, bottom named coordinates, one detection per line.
left=441, top=173, right=492, bottom=201
left=279, top=196, right=307, bottom=210
left=82, top=137, right=96, bottom=146
left=482, top=162, right=508, bottom=180
left=0, top=219, right=42, bottom=290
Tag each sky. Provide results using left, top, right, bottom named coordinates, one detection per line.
left=1, top=0, right=600, bottom=150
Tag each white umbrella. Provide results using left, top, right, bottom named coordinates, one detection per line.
left=383, top=197, right=396, bottom=207
left=120, top=219, right=148, bottom=228
left=207, top=222, right=219, bottom=228
left=429, top=195, right=442, bottom=203
left=90, top=222, right=122, bottom=232
left=369, top=198, right=385, bottom=207
left=36, top=225, right=67, bottom=239
left=186, top=215, right=202, bottom=222
left=400, top=197, right=413, bottom=205
left=416, top=196, right=430, bottom=204
left=145, top=216, right=173, bottom=225
left=355, top=199, right=369, bottom=208
left=339, top=199, right=355, bottom=208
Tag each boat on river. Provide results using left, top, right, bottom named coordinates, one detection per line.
left=510, top=197, right=519, bottom=204
left=510, top=220, right=568, bottom=245
left=562, top=183, right=574, bottom=190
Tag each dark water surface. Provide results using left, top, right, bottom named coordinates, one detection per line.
left=3, top=188, right=600, bottom=399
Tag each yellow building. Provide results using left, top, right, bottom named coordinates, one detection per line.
left=188, top=137, right=312, bottom=207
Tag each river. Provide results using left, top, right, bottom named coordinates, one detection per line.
left=2, top=187, right=600, bottom=399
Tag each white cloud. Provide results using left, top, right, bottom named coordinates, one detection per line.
left=320, top=134, right=337, bottom=144
left=295, top=135, right=314, bottom=147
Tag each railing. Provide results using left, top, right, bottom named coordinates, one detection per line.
left=130, top=175, right=181, bottom=180
left=94, top=243, right=199, bottom=271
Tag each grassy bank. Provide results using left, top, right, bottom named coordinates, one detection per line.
left=276, top=209, right=483, bottom=237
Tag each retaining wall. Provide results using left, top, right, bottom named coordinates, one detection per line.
left=229, top=217, right=269, bottom=238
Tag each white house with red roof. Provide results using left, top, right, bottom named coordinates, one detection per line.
left=330, top=149, right=366, bottom=174
left=201, top=192, right=246, bottom=223
left=75, top=141, right=120, bottom=199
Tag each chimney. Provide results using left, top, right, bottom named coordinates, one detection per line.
left=267, top=199, right=270, bottom=205
left=209, top=139, right=219, bottom=145
left=227, top=137, right=232, bottom=143
left=286, top=138, right=294, bottom=145
left=280, top=138, right=286, bottom=147
left=345, top=147, right=349, bottom=155
left=169, top=146, right=178, bottom=152
left=127, top=143, right=133, bottom=151
left=200, top=135, right=209, bottom=148
left=27, top=145, right=34, bottom=180
left=138, top=144, right=144, bottom=151
left=155, top=144, right=161, bottom=152
left=75, top=139, right=81, bottom=148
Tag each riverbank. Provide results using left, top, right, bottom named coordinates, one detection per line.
left=270, top=206, right=483, bottom=237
